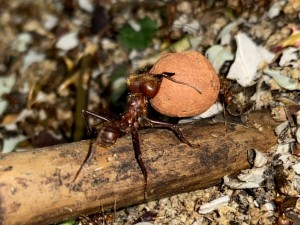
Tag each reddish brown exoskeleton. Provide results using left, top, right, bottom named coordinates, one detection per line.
left=219, top=76, right=254, bottom=117
left=74, top=72, right=201, bottom=198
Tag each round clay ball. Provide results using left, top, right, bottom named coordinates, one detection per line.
left=150, top=51, right=220, bottom=117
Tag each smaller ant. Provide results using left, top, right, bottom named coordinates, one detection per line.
left=273, top=196, right=298, bottom=225
left=219, top=76, right=254, bottom=117
left=74, top=72, right=201, bottom=199
left=76, top=204, right=114, bottom=225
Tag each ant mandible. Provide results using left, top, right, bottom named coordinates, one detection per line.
left=74, top=72, right=201, bottom=199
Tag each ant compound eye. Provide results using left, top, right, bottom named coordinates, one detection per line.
left=99, top=126, right=120, bottom=145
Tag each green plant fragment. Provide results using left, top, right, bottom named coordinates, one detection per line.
left=118, top=17, right=157, bottom=50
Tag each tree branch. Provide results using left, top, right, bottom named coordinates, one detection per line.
left=0, top=110, right=278, bottom=225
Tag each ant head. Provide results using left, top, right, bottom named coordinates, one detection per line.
left=127, top=71, right=202, bottom=100
left=127, top=74, right=161, bottom=98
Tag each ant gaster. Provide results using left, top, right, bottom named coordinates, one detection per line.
left=74, top=72, right=201, bottom=199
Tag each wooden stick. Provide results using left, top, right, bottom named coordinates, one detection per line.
left=0, top=110, right=278, bottom=225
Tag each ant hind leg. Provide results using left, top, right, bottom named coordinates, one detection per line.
left=81, top=109, right=115, bottom=134
left=74, top=110, right=116, bottom=182
left=73, top=141, right=96, bottom=182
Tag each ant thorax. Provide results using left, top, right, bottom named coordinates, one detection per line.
left=120, top=93, right=148, bottom=133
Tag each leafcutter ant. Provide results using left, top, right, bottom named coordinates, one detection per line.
left=274, top=195, right=299, bottom=225
left=74, top=72, right=201, bottom=199
left=219, top=76, right=254, bottom=117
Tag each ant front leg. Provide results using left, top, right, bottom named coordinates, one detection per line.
left=131, top=129, right=148, bottom=200
left=142, top=117, right=193, bottom=147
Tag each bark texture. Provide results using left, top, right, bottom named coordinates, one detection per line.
left=0, top=110, right=278, bottom=225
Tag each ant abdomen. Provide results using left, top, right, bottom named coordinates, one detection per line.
left=98, top=125, right=121, bottom=146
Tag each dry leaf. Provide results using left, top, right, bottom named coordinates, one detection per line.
left=227, top=33, right=275, bottom=87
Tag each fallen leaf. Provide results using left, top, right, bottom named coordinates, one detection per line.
left=227, top=33, right=275, bottom=87
left=205, top=45, right=234, bottom=74
left=279, top=47, right=299, bottom=67
left=263, top=68, right=299, bottom=90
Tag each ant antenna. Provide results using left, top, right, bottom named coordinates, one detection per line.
left=162, top=74, right=202, bottom=94
left=150, top=72, right=202, bottom=94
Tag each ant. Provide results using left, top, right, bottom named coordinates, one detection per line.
left=74, top=72, right=201, bottom=199
left=273, top=195, right=298, bottom=225
left=76, top=202, right=115, bottom=225
left=219, top=76, right=254, bottom=117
